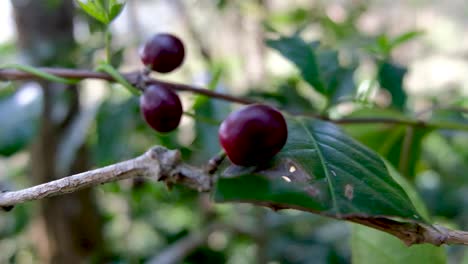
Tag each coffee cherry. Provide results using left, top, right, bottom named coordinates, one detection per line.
left=218, top=104, right=288, bottom=166
left=139, top=33, right=185, bottom=73
left=140, top=84, right=183, bottom=133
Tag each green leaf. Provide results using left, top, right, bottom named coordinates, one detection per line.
left=267, top=8, right=310, bottom=26
left=321, top=63, right=356, bottom=104
left=344, top=108, right=432, bottom=178
left=76, top=0, right=110, bottom=24
left=215, top=117, right=423, bottom=222
left=110, top=47, right=125, bottom=67
left=108, top=0, right=125, bottom=22
left=267, top=35, right=356, bottom=104
left=267, top=36, right=325, bottom=94
left=316, top=50, right=346, bottom=103
left=351, top=224, right=446, bottom=264
left=377, top=62, right=407, bottom=110
left=76, top=0, right=125, bottom=24
left=94, top=97, right=138, bottom=166
left=376, top=34, right=391, bottom=56
left=191, top=69, right=229, bottom=164
left=0, top=87, right=42, bottom=156
left=384, top=160, right=431, bottom=221
left=390, top=30, right=424, bottom=50
left=463, top=249, right=468, bottom=264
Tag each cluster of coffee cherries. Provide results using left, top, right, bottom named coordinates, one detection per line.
left=139, top=33, right=288, bottom=166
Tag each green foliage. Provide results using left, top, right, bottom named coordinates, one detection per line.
left=267, top=36, right=324, bottom=93
left=351, top=224, right=446, bottom=264
left=350, top=162, right=443, bottom=263
left=369, top=31, right=424, bottom=58
left=3, top=1, right=468, bottom=263
left=94, top=97, right=139, bottom=166
left=267, top=35, right=356, bottom=106
left=215, top=117, right=423, bottom=222
left=344, top=108, right=432, bottom=178
left=377, top=62, right=407, bottom=110
left=76, top=0, right=125, bottom=25
left=0, top=88, right=42, bottom=156
left=191, top=69, right=229, bottom=164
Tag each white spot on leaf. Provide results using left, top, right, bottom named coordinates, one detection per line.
left=345, top=184, right=354, bottom=200
left=281, top=176, right=291, bottom=182
left=304, top=186, right=320, bottom=197
left=289, top=166, right=296, bottom=173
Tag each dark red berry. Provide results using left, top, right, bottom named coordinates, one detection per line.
left=139, top=33, right=185, bottom=73
left=140, top=84, right=183, bottom=133
left=218, top=104, right=288, bottom=166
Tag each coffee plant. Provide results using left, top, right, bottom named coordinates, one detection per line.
left=0, top=1, right=467, bottom=263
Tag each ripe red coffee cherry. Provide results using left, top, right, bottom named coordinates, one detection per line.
left=140, top=84, right=183, bottom=133
left=139, top=33, right=185, bottom=73
left=219, top=104, right=288, bottom=166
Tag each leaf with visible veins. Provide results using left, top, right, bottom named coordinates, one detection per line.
left=216, top=117, right=423, bottom=221
left=214, top=117, right=443, bottom=245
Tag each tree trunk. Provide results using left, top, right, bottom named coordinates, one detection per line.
left=11, top=1, right=104, bottom=263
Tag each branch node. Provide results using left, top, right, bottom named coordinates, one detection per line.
left=1, top=190, right=14, bottom=212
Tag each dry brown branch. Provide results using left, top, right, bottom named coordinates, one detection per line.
left=351, top=217, right=468, bottom=246
left=0, top=146, right=211, bottom=208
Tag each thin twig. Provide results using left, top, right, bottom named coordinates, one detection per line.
left=351, top=217, right=468, bottom=246
left=1, top=67, right=467, bottom=130
left=232, top=201, right=468, bottom=246
left=0, top=146, right=211, bottom=208
left=0, top=68, right=256, bottom=105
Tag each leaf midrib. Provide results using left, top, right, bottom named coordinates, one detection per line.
left=298, top=119, right=340, bottom=215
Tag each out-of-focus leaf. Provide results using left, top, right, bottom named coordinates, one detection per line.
left=369, top=31, right=423, bottom=58
left=390, top=30, right=424, bottom=50
left=344, top=108, right=432, bottom=178
left=267, top=35, right=356, bottom=105
left=267, top=8, right=310, bottom=26
left=322, top=64, right=356, bottom=104
left=0, top=205, right=30, bottom=237
left=463, top=249, right=468, bottom=264
left=267, top=36, right=325, bottom=94
left=110, top=47, right=125, bottom=67
left=77, top=0, right=109, bottom=24
left=0, top=42, right=15, bottom=55
left=215, top=117, right=424, bottom=222
left=0, top=85, right=42, bottom=156
left=377, top=62, right=407, bottom=110
left=0, top=82, right=15, bottom=99
left=215, top=0, right=229, bottom=10
left=384, top=160, right=431, bottom=220
left=351, top=224, right=445, bottom=264
left=351, top=161, right=444, bottom=263
left=94, top=97, right=138, bottom=166
left=247, top=78, right=317, bottom=113
left=76, top=0, right=125, bottom=24
left=191, top=70, right=229, bottom=164
left=108, top=0, right=125, bottom=22
left=376, top=35, right=390, bottom=54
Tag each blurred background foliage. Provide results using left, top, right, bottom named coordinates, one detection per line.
left=0, top=0, right=467, bottom=263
